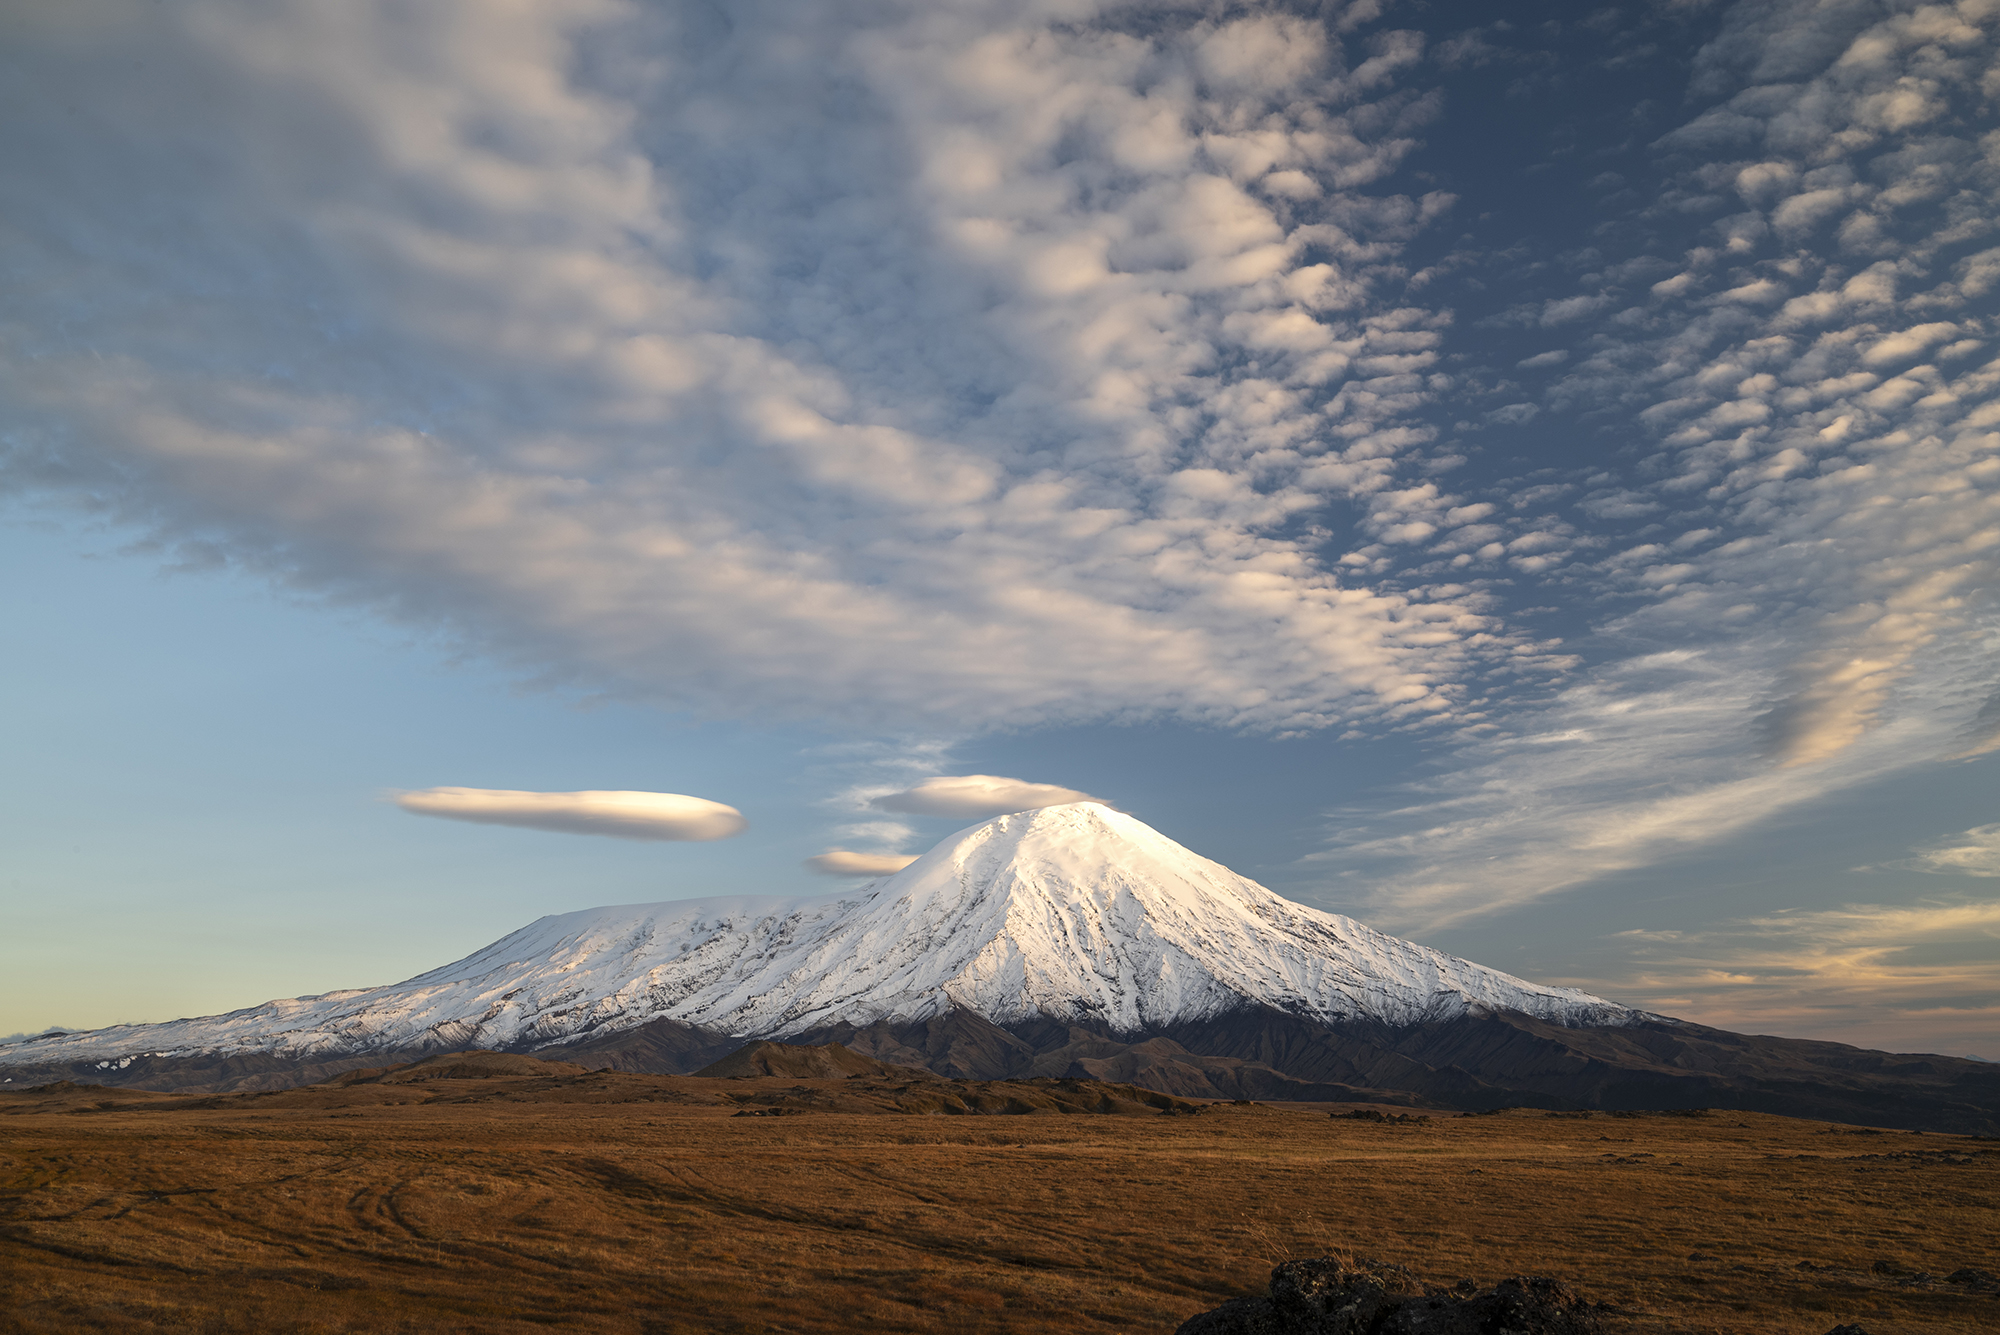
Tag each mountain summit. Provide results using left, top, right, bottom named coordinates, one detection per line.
left=734, top=802, right=1635, bottom=1034
left=2, top=804, right=1633, bottom=1070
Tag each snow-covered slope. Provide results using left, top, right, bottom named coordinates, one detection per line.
left=1, top=804, right=1640, bottom=1069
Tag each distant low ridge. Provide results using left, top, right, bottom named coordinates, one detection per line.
left=5, top=804, right=1996, bottom=1132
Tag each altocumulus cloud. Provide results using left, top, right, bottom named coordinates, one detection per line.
left=1312, top=0, right=2000, bottom=930
left=0, top=0, right=1530, bottom=736
left=395, top=789, right=746, bottom=842
left=871, top=776, right=1105, bottom=820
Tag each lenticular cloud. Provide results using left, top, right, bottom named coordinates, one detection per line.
left=805, top=850, right=924, bottom=877
left=395, top=789, right=747, bottom=842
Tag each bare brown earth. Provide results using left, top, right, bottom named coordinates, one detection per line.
left=2, top=1054, right=1996, bottom=1335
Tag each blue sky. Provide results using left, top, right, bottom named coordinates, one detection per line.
left=4, top=0, right=1997, bottom=1054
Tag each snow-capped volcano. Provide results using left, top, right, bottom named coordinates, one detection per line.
left=2, top=804, right=1638, bottom=1069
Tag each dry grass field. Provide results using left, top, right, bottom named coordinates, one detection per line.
left=2, top=1063, right=1996, bottom=1334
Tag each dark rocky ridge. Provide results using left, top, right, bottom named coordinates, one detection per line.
left=0, top=1047, right=1212, bottom=1119
left=692, top=1040, right=930, bottom=1081
left=792, top=1005, right=2000, bottom=1134
left=326, top=1051, right=590, bottom=1084
left=7, top=1004, right=1997, bottom=1133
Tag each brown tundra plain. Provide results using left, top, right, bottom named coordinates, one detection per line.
left=2, top=1057, right=1996, bottom=1335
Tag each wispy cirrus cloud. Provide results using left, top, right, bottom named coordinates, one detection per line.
left=1558, top=898, right=2000, bottom=1054
left=1895, top=823, right=2000, bottom=877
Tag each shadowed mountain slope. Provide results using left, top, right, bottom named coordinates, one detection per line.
left=7, top=1002, right=1994, bottom=1132
left=779, top=1006, right=2000, bottom=1133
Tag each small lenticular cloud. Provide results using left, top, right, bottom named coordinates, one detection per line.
left=806, top=850, right=921, bottom=877
left=395, top=788, right=746, bottom=841
left=871, top=774, right=1103, bottom=820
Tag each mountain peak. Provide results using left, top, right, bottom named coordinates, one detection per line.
left=1, top=805, right=1639, bottom=1069
left=765, top=801, right=1631, bottom=1038
left=863, top=800, right=1264, bottom=925
left=906, top=801, right=1244, bottom=895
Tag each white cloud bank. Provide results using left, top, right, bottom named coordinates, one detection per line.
left=806, top=850, right=923, bottom=877
left=871, top=775, right=1104, bottom=819
left=395, top=788, right=746, bottom=841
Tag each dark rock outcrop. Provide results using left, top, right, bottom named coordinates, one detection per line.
left=529, top=1016, right=743, bottom=1074
left=1176, top=1258, right=1602, bottom=1335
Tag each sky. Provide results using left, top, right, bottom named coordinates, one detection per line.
left=3, top=0, right=1997, bottom=1056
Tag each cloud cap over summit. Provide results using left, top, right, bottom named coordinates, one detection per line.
left=871, top=776, right=1106, bottom=820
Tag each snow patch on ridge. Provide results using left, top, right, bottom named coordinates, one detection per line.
left=1, top=804, right=1642, bottom=1068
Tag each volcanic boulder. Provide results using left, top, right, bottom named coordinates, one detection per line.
left=1175, top=1257, right=1602, bottom=1335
